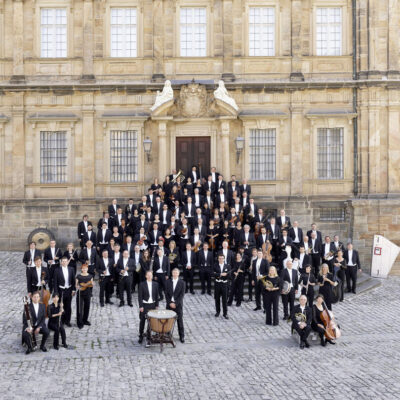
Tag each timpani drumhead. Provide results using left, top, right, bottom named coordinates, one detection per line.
left=147, top=309, right=176, bottom=333
left=148, top=309, right=176, bottom=319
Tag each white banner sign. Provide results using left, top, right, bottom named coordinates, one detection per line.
left=371, top=235, right=400, bottom=278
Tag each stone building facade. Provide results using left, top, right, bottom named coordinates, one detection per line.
left=0, top=0, right=399, bottom=272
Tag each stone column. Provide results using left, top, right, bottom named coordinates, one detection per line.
left=158, top=122, right=167, bottom=179
left=11, top=0, right=24, bottom=82
left=11, top=93, right=25, bottom=198
left=82, top=102, right=95, bottom=198
left=220, top=121, right=231, bottom=179
left=221, top=0, right=234, bottom=81
left=152, top=0, right=165, bottom=81
left=82, top=0, right=95, bottom=81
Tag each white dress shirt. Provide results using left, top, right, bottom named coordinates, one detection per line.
left=145, top=281, right=154, bottom=303
left=156, top=257, right=164, bottom=273
left=171, top=278, right=178, bottom=302
left=33, top=302, right=39, bottom=318
left=103, top=258, right=110, bottom=276
left=347, top=250, right=354, bottom=265
left=61, top=266, right=70, bottom=288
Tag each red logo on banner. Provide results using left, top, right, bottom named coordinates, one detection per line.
left=374, top=247, right=382, bottom=255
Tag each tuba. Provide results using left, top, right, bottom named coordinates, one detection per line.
left=172, top=169, right=186, bottom=184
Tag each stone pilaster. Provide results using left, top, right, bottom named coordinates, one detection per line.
left=290, top=0, right=304, bottom=81
left=11, top=0, right=24, bottom=82
left=81, top=0, right=95, bottom=81
left=220, top=121, right=230, bottom=179
left=158, top=122, right=167, bottom=179
left=82, top=94, right=95, bottom=198
left=290, top=107, right=303, bottom=195
left=152, top=0, right=165, bottom=81
left=221, top=0, right=234, bottom=81
left=11, top=93, right=25, bottom=198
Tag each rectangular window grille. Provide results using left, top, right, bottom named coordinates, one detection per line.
left=41, top=8, right=67, bottom=58
left=316, top=7, right=342, bottom=56
left=180, top=7, right=207, bottom=57
left=110, top=130, right=138, bottom=182
left=40, top=131, right=67, bottom=183
left=320, top=208, right=345, bottom=221
left=317, top=128, right=344, bottom=179
left=249, top=7, right=275, bottom=56
left=110, top=8, right=137, bottom=57
left=250, top=129, right=276, bottom=180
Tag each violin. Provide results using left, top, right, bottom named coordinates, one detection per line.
left=262, top=241, right=272, bottom=263
left=320, top=302, right=341, bottom=341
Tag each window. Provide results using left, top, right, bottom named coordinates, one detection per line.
left=110, top=8, right=137, bottom=57
left=316, top=7, right=342, bottom=56
left=249, top=7, right=275, bottom=56
left=249, top=129, right=276, bottom=180
left=110, top=130, right=138, bottom=182
left=180, top=7, right=206, bottom=57
left=320, top=208, right=345, bottom=221
left=40, top=131, right=67, bottom=183
left=41, top=8, right=67, bottom=58
left=317, top=128, right=344, bottom=179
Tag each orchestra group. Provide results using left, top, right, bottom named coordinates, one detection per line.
left=21, top=166, right=361, bottom=353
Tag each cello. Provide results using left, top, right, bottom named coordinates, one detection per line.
left=39, top=271, right=51, bottom=317
left=320, top=301, right=341, bottom=341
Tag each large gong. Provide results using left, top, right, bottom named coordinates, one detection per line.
left=27, top=228, right=55, bottom=251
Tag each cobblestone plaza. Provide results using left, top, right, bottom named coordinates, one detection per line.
left=1, top=252, right=399, bottom=400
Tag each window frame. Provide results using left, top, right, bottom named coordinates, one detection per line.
left=110, top=7, right=138, bottom=58
left=248, top=6, right=276, bottom=57
left=317, top=127, right=344, bottom=180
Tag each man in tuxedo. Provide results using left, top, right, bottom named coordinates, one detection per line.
left=239, top=224, right=256, bottom=256
left=23, top=241, right=42, bottom=276
left=43, top=240, right=62, bottom=293
left=146, top=188, right=156, bottom=209
left=277, top=209, right=291, bottom=230
left=82, top=223, right=96, bottom=249
left=116, top=250, right=134, bottom=307
left=136, top=214, right=149, bottom=234
left=148, top=223, right=162, bottom=252
left=216, top=175, right=226, bottom=192
left=152, top=196, right=164, bottom=216
left=181, top=242, right=196, bottom=294
left=288, top=221, right=303, bottom=259
left=279, top=230, right=293, bottom=260
left=27, top=256, right=49, bottom=296
left=203, top=176, right=216, bottom=198
left=54, top=256, right=76, bottom=327
left=166, top=268, right=186, bottom=343
left=267, top=217, right=281, bottom=260
left=218, top=240, right=234, bottom=266
left=251, top=249, right=269, bottom=311
left=124, top=199, right=136, bottom=222
left=291, top=295, right=312, bottom=349
left=307, top=223, right=323, bottom=244
left=77, top=214, right=92, bottom=248
left=193, top=187, right=204, bottom=209
left=137, top=195, right=149, bottom=215
left=197, top=242, right=214, bottom=295
left=296, top=246, right=311, bottom=274
left=209, top=166, right=219, bottom=183
left=97, top=249, right=114, bottom=307
left=332, top=235, right=344, bottom=255
left=215, top=188, right=227, bottom=209
left=22, top=292, right=49, bottom=353
left=280, top=260, right=299, bottom=320
left=344, top=242, right=362, bottom=294
left=97, top=222, right=112, bottom=253
left=189, top=165, right=199, bottom=183
left=138, top=270, right=159, bottom=344
left=113, top=207, right=126, bottom=229
left=131, top=244, right=144, bottom=291
left=256, top=226, right=270, bottom=249
left=108, top=198, right=120, bottom=218
left=309, top=231, right=322, bottom=276
left=160, top=204, right=172, bottom=232
left=152, top=248, right=170, bottom=301
left=239, top=178, right=251, bottom=196
left=322, top=236, right=335, bottom=272
left=79, top=240, right=97, bottom=276
left=97, top=211, right=113, bottom=230
left=214, top=254, right=231, bottom=319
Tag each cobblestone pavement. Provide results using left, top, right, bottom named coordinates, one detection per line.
left=1, top=252, right=400, bottom=400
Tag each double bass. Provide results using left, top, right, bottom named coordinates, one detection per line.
left=39, top=272, right=51, bottom=317
left=320, top=302, right=341, bottom=341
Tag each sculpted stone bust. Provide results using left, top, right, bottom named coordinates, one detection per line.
left=151, top=80, right=174, bottom=112
left=213, top=80, right=239, bottom=111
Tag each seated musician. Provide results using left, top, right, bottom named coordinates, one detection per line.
left=312, top=294, right=336, bottom=346
left=291, top=295, right=312, bottom=349
left=22, top=292, right=49, bottom=354
left=47, top=294, right=68, bottom=350
left=138, top=270, right=159, bottom=344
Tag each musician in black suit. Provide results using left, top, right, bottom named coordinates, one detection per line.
left=131, top=245, right=145, bottom=291
left=306, top=223, right=323, bottom=244
left=77, top=215, right=92, bottom=248
left=203, top=176, right=216, bottom=197
left=267, top=217, right=281, bottom=260
left=331, top=235, right=344, bottom=255
left=343, top=243, right=362, bottom=294
left=23, top=242, right=42, bottom=271
left=251, top=249, right=269, bottom=310
left=276, top=209, right=291, bottom=230
left=116, top=250, right=134, bottom=307
left=239, top=224, right=256, bottom=256
left=97, top=222, right=112, bottom=252
left=160, top=204, right=172, bottom=232
left=148, top=223, right=163, bottom=251
left=53, top=256, right=76, bottom=327
left=108, top=198, right=120, bottom=218
left=124, top=199, right=137, bottom=222
left=152, top=248, right=170, bottom=301
left=256, top=226, right=270, bottom=248
left=138, top=270, right=159, bottom=344
left=209, top=167, right=219, bottom=183
left=97, top=211, right=114, bottom=230
left=166, top=268, right=186, bottom=343
left=79, top=240, right=97, bottom=276
left=181, top=242, right=196, bottom=294
left=22, top=292, right=49, bottom=353
left=197, top=242, right=214, bottom=295
left=192, top=188, right=204, bottom=208
left=214, top=254, right=231, bottom=319
left=228, top=252, right=246, bottom=307
left=218, top=240, right=234, bottom=266
left=288, top=221, right=303, bottom=259
left=309, top=232, right=322, bottom=276
left=152, top=197, right=164, bottom=216
left=291, top=295, right=312, bottom=349
left=82, top=224, right=96, bottom=250
left=136, top=215, right=150, bottom=234
left=189, top=165, right=200, bottom=185
left=27, top=256, right=49, bottom=295
left=280, top=260, right=299, bottom=320
left=47, top=293, right=68, bottom=350
left=215, top=188, right=227, bottom=209
left=43, top=240, right=63, bottom=293
left=278, top=230, right=293, bottom=255
left=96, top=249, right=114, bottom=307
left=296, top=246, right=311, bottom=274
left=216, top=175, right=226, bottom=192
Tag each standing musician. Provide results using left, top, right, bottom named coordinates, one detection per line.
left=63, top=242, right=79, bottom=276
left=132, top=244, right=145, bottom=291
left=322, top=236, right=335, bottom=272
left=252, top=249, right=269, bottom=311
left=79, top=240, right=97, bottom=276
left=263, top=266, right=281, bottom=326
left=48, top=293, right=68, bottom=349
left=277, top=209, right=291, bottom=231
left=267, top=217, right=281, bottom=259
left=97, top=222, right=112, bottom=253
left=296, top=246, right=311, bottom=274
left=288, top=221, right=303, bottom=259
left=138, top=270, right=159, bottom=344
left=166, top=268, right=186, bottom=343
left=309, top=231, right=322, bottom=277
left=77, top=214, right=91, bottom=248
left=246, top=247, right=257, bottom=302
left=53, top=256, right=76, bottom=327
left=75, top=263, right=94, bottom=329
left=317, top=263, right=336, bottom=311
left=213, top=254, right=231, bottom=319
left=116, top=250, right=134, bottom=307
left=291, top=295, right=312, bottom=349
left=152, top=247, right=170, bottom=301
left=343, top=242, right=362, bottom=294
left=197, top=242, right=213, bottom=295
left=27, top=256, right=49, bottom=296
left=218, top=240, right=234, bottom=266
left=22, top=292, right=49, bottom=353
left=97, top=249, right=114, bottom=307
left=239, top=224, right=256, bottom=257
left=299, top=264, right=316, bottom=307
left=181, top=242, right=196, bottom=294
left=280, top=260, right=299, bottom=321
left=82, top=223, right=96, bottom=249
left=23, top=241, right=41, bottom=276
left=312, top=294, right=336, bottom=346
left=43, top=239, right=62, bottom=293
left=228, top=251, right=245, bottom=307
left=333, top=249, right=346, bottom=302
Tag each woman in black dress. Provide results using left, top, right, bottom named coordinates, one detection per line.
left=76, top=263, right=94, bottom=329
left=63, top=243, right=78, bottom=276
left=111, top=225, right=123, bottom=246
left=333, top=250, right=347, bottom=302
left=48, top=294, right=68, bottom=349
left=318, top=263, right=337, bottom=310
left=168, top=240, right=180, bottom=273
left=312, top=294, right=336, bottom=346
left=263, top=266, right=281, bottom=326
left=299, top=264, right=316, bottom=307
